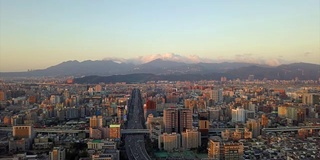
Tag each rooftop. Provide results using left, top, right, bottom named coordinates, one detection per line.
left=110, top=124, right=120, bottom=128
left=92, top=139, right=101, bottom=143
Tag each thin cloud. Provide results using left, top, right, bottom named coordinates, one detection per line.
left=264, top=59, right=281, bottom=66
left=303, top=52, right=313, bottom=56
left=235, top=53, right=253, bottom=57
left=103, top=53, right=290, bottom=66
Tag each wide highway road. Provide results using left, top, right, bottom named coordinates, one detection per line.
left=125, top=89, right=151, bottom=160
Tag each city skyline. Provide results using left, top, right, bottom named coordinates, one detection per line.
left=0, top=0, right=319, bottom=72
left=1, top=79, right=319, bottom=159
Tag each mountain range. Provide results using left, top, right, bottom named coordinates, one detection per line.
left=0, top=57, right=319, bottom=82
left=103, top=53, right=215, bottom=64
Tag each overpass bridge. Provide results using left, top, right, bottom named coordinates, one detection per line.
left=208, top=126, right=320, bottom=135
left=1, top=125, right=318, bottom=136
left=262, top=126, right=320, bottom=132
left=0, top=127, right=149, bottom=135
left=121, top=129, right=149, bottom=134
left=0, top=127, right=89, bottom=134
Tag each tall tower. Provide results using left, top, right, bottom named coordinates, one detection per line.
left=178, top=108, right=192, bottom=133
left=163, top=108, right=178, bottom=133
left=163, top=108, right=192, bottom=134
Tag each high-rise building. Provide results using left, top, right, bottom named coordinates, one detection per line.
left=208, top=107, right=220, bottom=122
left=163, top=108, right=178, bottom=133
left=198, top=119, right=209, bottom=130
left=302, top=93, right=320, bottom=105
left=70, top=95, right=79, bottom=107
left=95, top=84, right=102, bottom=92
left=224, top=143, right=244, bottom=159
left=232, top=127, right=242, bottom=141
left=178, top=108, right=192, bottom=133
left=65, top=107, right=79, bottom=119
left=92, top=153, right=120, bottom=160
left=89, top=128, right=102, bottom=139
left=245, top=110, right=255, bottom=120
left=117, top=106, right=125, bottom=123
left=261, top=114, right=269, bottom=128
left=0, top=90, right=6, bottom=101
left=49, top=147, right=66, bottom=160
left=144, top=100, right=157, bottom=119
left=11, top=126, right=34, bottom=151
left=198, top=111, right=209, bottom=120
left=88, top=87, right=94, bottom=95
left=243, top=128, right=253, bottom=139
left=158, top=133, right=181, bottom=151
left=232, top=107, right=246, bottom=123
left=278, top=105, right=287, bottom=118
left=28, top=95, right=37, bottom=104
left=89, top=127, right=108, bottom=139
left=198, top=111, right=209, bottom=136
left=181, top=129, right=201, bottom=149
left=89, top=115, right=107, bottom=139
left=163, top=108, right=192, bottom=134
left=278, top=105, right=306, bottom=125
left=63, top=90, right=70, bottom=99
left=90, top=115, right=103, bottom=128
left=13, top=126, right=34, bottom=139
left=87, top=139, right=117, bottom=150
left=3, top=116, right=11, bottom=126
left=297, top=108, right=306, bottom=124
left=109, top=124, right=121, bottom=139
left=208, top=136, right=221, bottom=159
left=246, top=119, right=261, bottom=138
left=146, top=114, right=163, bottom=142
left=79, top=106, right=87, bottom=118
left=184, top=99, right=197, bottom=111
left=221, top=129, right=231, bottom=141
left=147, top=114, right=164, bottom=129
left=248, top=102, right=257, bottom=112
left=208, top=136, right=244, bottom=160
left=11, top=115, right=23, bottom=126
left=50, top=95, right=60, bottom=105
left=57, top=108, right=65, bottom=121
left=211, top=89, right=223, bottom=103
left=287, top=107, right=297, bottom=121
left=166, top=93, right=179, bottom=103
left=9, top=137, right=30, bottom=152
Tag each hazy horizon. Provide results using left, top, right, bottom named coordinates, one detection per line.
left=1, top=52, right=320, bottom=73
left=1, top=0, right=319, bottom=72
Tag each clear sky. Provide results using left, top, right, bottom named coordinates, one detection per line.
left=0, top=0, right=319, bottom=72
